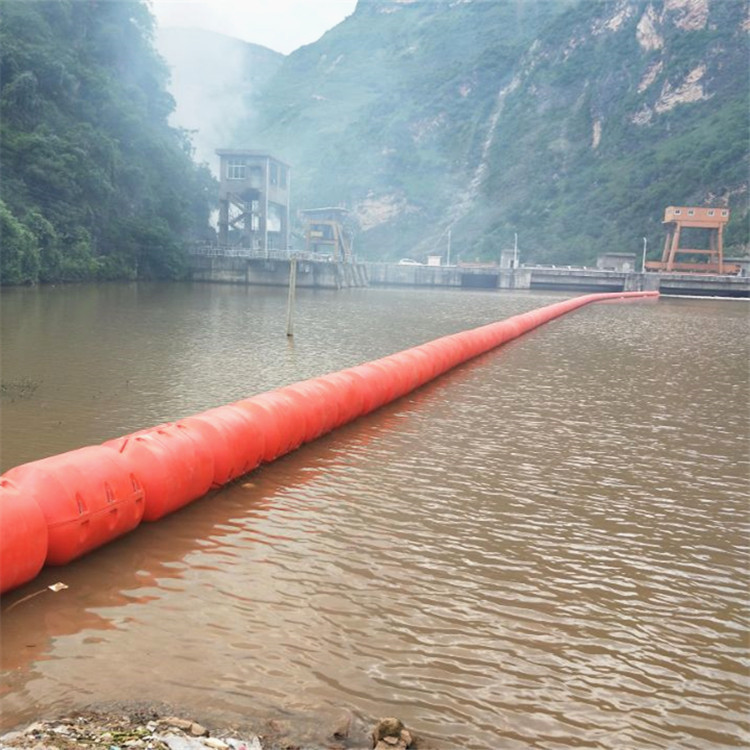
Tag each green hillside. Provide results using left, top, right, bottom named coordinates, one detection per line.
left=0, top=0, right=216, bottom=284
left=2, top=0, right=746, bottom=282
left=239, top=0, right=749, bottom=264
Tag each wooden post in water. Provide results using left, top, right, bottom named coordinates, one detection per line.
left=286, top=257, right=297, bottom=337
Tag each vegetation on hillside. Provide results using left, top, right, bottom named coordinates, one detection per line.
left=246, top=0, right=574, bottom=256
left=0, top=0, right=216, bottom=285
left=239, top=0, right=749, bottom=264
left=476, top=0, right=750, bottom=265
left=2, top=0, right=747, bottom=282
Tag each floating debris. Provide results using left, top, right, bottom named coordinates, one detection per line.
left=0, top=378, right=40, bottom=402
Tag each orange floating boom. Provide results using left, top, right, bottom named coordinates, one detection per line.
left=0, top=291, right=658, bottom=594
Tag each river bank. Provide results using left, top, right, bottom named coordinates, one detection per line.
left=0, top=705, right=424, bottom=750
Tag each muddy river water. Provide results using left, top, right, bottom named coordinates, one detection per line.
left=0, top=282, right=748, bottom=748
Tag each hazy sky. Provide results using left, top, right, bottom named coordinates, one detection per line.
left=149, top=0, right=358, bottom=54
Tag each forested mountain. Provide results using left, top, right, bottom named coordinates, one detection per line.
left=2, top=0, right=747, bottom=284
left=0, top=0, right=216, bottom=285
left=236, top=0, right=749, bottom=264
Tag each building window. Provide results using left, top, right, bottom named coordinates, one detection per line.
left=270, top=162, right=279, bottom=186
left=688, top=209, right=694, bottom=216
left=708, top=210, right=715, bottom=216
left=674, top=209, right=682, bottom=215
left=280, top=166, right=287, bottom=189
left=227, top=160, right=246, bottom=180
left=721, top=210, right=729, bottom=216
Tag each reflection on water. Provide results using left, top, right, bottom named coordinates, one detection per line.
left=1, top=284, right=748, bottom=749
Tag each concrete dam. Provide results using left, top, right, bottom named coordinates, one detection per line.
left=187, top=249, right=748, bottom=298
left=188, top=248, right=368, bottom=289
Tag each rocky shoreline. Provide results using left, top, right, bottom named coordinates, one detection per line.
left=0, top=707, right=425, bottom=750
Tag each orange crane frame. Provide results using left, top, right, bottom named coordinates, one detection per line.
left=646, top=206, right=736, bottom=274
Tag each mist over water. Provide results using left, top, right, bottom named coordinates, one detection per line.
left=1, top=284, right=748, bottom=749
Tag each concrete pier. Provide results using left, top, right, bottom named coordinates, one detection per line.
left=187, top=248, right=368, bottom=289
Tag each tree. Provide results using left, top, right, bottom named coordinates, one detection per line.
left=0, top=0, right=217, bottom=285
left=0, top=200, right=40, bottom=285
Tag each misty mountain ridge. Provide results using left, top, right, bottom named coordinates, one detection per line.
left=162, top=0, right=748, bottom=265
left=155, top=27, right=283, bottom=172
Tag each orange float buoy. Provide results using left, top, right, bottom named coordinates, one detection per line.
left=104, top=423, right=213, bottom=522
left=233, top=398, right=286, bottom=463
left=346, top=362, right=396, bottom=415
left=303, top=376, right=350, bottom=433
left=278, top=381, right=333, bottom=444
left=4, top=445, right=145, bottom=565
left=0, top=290, right=659, bottom=593
left=314, top=371, right=365, bottom=427
left=0, top=477, right=49, bottom=594
left=182, top=404, right=265, bottom=486
left=249, top=390, right=308, bottom=456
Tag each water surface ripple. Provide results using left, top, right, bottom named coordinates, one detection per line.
left=1, top=284, right=748, bottom=749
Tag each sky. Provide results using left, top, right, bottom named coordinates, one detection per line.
left=149, top=0, right=358, bottom=54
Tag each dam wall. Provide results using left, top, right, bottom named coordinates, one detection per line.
left=366, top=262, right=748, bottom=297
left=187, top=251, right=368, bottom=289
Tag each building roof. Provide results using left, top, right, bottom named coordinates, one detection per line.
left=300, top=207, right=350, bottom=216
left=215, top=149, right=290, bottom=167
left=663, top=206, right=730, bottom=225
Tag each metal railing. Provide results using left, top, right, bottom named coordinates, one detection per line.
left=187, top=244, right=323, bottom=261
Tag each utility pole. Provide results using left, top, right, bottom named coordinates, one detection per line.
left=642, top=237, right=647, bottom=273
left=447, top=230, right=452, bottom=266
left=264, top=156, right=270, bottom=258
left=513, top=232, right=518, bottom=268
left=286, top=257, right=297, bottom=337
